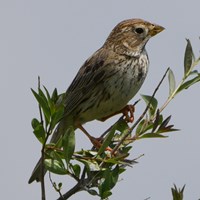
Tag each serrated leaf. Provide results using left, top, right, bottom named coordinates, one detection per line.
left=184, top=39, right=194, bottom=75
left=141, top=95, right=158, bottom=116
left=177, top=74, right=200, bottom=93
left=168, top=69, right=176, bottom=96
left=44, top=159, right=68, bottom=175
left=63, top=126, right=75, bottom=165
left=31, top=88, right=51, bottom=123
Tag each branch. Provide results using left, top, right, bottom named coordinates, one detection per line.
left=38, top=76, right=46, bottom=200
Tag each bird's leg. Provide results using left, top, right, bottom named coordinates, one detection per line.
left=77, top=125, right=112, bottom=151
left=100, top=104, right=135, bottom=123
left=77, top=124, right=102, bottom=148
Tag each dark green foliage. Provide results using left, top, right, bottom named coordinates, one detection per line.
left=171, top=184, right=185, bottom=200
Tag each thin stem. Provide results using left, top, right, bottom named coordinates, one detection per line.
left=49, top=173, right=64, bottom=199
left=37, top=76, right=46, bottom=200
left=159, top=77, right=184, bottom=113
left=38, top=76, right=44, bottom=125
left=159, top=59, right=199, bottom=113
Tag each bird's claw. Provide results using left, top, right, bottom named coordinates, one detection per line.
left=121, top=105, right=135, bottom=123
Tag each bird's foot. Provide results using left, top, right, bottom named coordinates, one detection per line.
left=100, top=104, right=135, bottom=123
left=77, top=124, right=112, bottom=151
left=121, top=104, right=135, bottom=123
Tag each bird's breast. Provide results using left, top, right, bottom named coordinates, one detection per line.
left=76, top=52, right=149, bottom=124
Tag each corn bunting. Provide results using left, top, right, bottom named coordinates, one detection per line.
left=29, top=18, right=164, bottom=183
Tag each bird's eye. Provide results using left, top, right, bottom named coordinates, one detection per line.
left=134, top=27, right=144, bottom=34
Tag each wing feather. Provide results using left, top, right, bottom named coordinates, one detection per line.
left=63, top=47, right=112, bottom=115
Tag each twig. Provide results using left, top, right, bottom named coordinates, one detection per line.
left=57, top=182, right=82, bottom=200
left=111, top=68, right=170, bottom=155
left=38, top=77, right=46, bottom=200
left=38, top=77, right=52, bottom=200
left=49, top=173, right=64, bottom=199
left=38, top=76, right=44, bottom=125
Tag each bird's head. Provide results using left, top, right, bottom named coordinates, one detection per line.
left=104, top=19, right=164, bottom=57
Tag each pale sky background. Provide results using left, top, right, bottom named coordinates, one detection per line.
left=1, top=1, right=200, bottom=200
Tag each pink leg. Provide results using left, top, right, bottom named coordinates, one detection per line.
left=100, top=105, right=135, bottom=123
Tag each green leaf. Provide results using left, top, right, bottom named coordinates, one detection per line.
left=31, top=118, right=40, bottom=129
left=158, top=115, right=171, bottom=131
left=32, top=119, right=46, bottom=143
left=43, top=86, right=51, bottom=101
left=38, top=88, right=48, bottom=104
left=99, top=165, right=119, bottom=199
left=171, top=184, right=185, bottom=200
left=115, top=120, right=129, bottom=132
left=50, top=106, right=64, bottom=130
left=168, top=69, right=176, bottom=96
left=58, top=182, right=62, bottom=189
left=70, top=164, right=81, bottom=178
left=43, top=86, right=55, bottom=113
left=136, top=119, right=146, bottom=135
left=97, top=124, right=116, bottom=155
left=87, top=189, right=99, bottom=196
left=184, top=39, right=194, bottom=75
left=31, top=88, right=51, bottom=123
left=151, top=110, right=161, bottom=133
left=62, top=126, right=75, bottom=165
left=141, top=95, right=158, bottom=116
left=78, top=159, right=101, bottom=171
left=51, top=88, right=59, bottom=103
left=177, top=74, right=200, bottom=93
left=44, top=159, right=68, bottom=175
left=139, top=133, right=167, bottom=139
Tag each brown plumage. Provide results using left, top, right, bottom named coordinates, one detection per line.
left=29, top=18, right=164, bottom=183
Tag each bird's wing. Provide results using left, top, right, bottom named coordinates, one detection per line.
left=63, top=47, right=116, bottom=116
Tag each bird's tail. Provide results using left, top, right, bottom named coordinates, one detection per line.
left=28, top=117, right=70, bottom=184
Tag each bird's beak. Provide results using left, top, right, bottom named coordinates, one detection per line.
left=149, top=24, right=165, bottom=37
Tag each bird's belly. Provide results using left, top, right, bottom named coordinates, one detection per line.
left=97, top=68, right=146, bottom=118
left=78, top=60, right=148, bottom=123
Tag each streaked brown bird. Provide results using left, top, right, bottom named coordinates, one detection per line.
left=29, top=18, right=164, bottom=183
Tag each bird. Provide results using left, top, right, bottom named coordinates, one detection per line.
left=28, top=18, right=164, bottom=183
